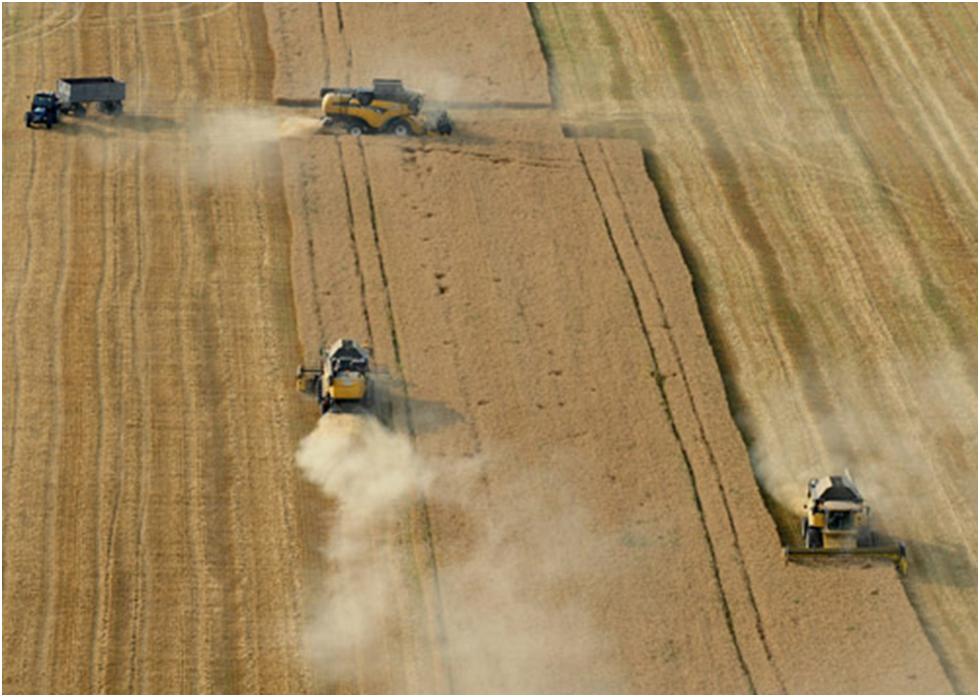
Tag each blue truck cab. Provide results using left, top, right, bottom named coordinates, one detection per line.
left=25, top=92, right=60, bottom=129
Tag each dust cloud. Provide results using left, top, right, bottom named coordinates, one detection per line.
left=183, top=109, right=319, bottom=182
left=749, top=352, right=977, bottom=560
left=348, top=51, right=466, bottom=105
left=295, top=414, right=620, bottom=693
left=76, top=106, right=322, bottom=184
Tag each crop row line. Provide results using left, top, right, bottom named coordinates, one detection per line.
left=596, top=139, right=785, bottom=692
left=574, top=141, right=757, bottom=694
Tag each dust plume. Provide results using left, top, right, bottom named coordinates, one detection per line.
left=295, top=414, right=620, bottom=693
left=342, top=42, right=467, bottom=105
left=748, top=351, right=977, bottom=563
left=75, top=106, right=323, bottom=185
left=183, top=108, right=319, bottom=183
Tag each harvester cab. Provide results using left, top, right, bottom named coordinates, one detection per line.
left=296, top=339, right=373, bottom=414
left=784, top=474, right=908, bottom=574
left=320, top=78, right=453, bottom=136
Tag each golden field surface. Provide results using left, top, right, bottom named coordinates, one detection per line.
left=3, top=3, right=973, bottom=693
left=534, top=4, right=977, bottom=691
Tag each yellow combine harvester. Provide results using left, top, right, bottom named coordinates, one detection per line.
left=784, top=474, right=908, bottom=574
left=296, top=339, right=374, bottom=414
left=320, top=78, right=453, bottom=136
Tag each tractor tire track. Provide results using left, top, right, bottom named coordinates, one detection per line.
left=86, top=132, right=111, bottom=693
left=337, top=138, right=375, bottom=347
left=125, top=7, right=155, bottom=690
left=37, top=83, right=76, bottom=691
left=2, top=120, right=36, bottom=483
left=574, top=140, right=757, bottom=694
left=355, top=138, right=456, bottom=694
left=93, top=136, right=139, bottom=693
left=2, top=7, right=49, bottom=684
left=592, top=139, right=785, bottom=692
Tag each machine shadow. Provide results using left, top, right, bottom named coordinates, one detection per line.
left=108, top=113, right=180, bottom=133
left=51, top=113, right=180, bottom=138
left=903, top=538, right=977, bottom=589
left=374, top=378, right=465, bottom=437
left=404, top=394, right=466, bottom=436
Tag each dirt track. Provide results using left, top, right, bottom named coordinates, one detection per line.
left=2, top=3, right=971, bottom=694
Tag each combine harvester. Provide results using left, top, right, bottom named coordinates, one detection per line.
left=296, top=339, right=377, bottom=416
left=319, top=78, right=453, bottom=136
left=784, top=474, right=908, bottom=574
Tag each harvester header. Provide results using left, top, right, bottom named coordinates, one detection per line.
left=783, top=474, right=908, bottom=574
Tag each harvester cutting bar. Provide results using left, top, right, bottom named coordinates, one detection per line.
left=783, top=543, right=909, bottom=575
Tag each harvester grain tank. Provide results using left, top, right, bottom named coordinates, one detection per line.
left=296, top=339, right=374, bottom=414
left=320, top=78, right=452, bottom=136
left=25, top=76, right=126, bottom=128
left=783, top=474, right=908, bottom=574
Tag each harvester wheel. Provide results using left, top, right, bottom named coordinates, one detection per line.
left=347, top=122, right=365, bottom=136
left=805, top=527, right=823, bottom=549
left=390, top=119, right=411, bottom=137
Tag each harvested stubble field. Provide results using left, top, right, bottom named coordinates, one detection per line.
left=535, top=3, right=977, bottom=692
left=2, top=3, right=972, bottom=694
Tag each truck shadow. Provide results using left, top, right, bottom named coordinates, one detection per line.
left=106, top=113, right=180, bottom=133
left=59, top=113, right=180, bottom=136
